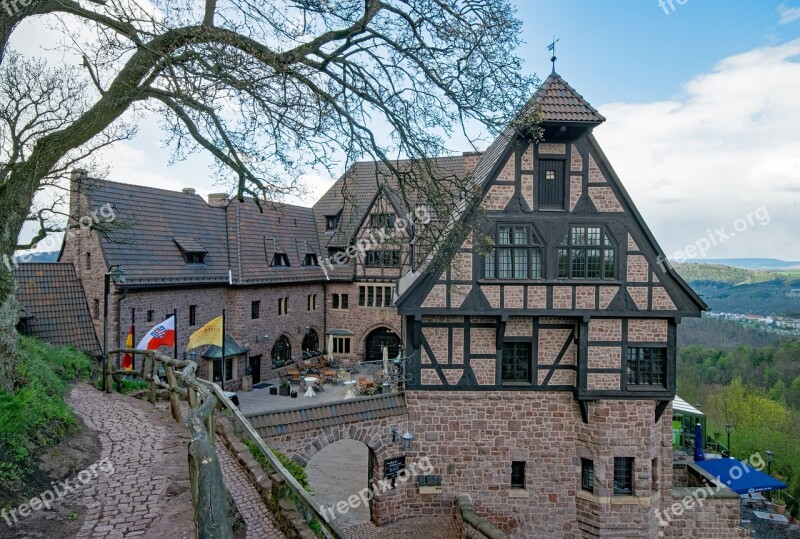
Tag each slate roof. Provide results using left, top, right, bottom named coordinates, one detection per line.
left=311, top=156, right=477, bottom=279
left=77, top=178, right=230, bottom=287
left=202, top=334, right=250, bottom=359
left=245, top=393, right=407, bottom=437
left=13, top=263, right=101, bottom=357
left=227, top=199, right=325, bottom=285
left=533, top=73, right=606, bottom=124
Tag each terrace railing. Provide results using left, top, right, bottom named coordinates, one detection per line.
left=107, top=347, right=347, bottom=539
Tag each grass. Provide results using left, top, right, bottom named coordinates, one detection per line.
left=93, top=376, right=149, bottom=394
left=0, top=337, right=93, bottom=502
left=243, top=439, right=324, bottom=538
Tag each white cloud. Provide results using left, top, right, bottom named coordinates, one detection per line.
left=595, top=38, right=800, bottom=260
left=778, top=3, right=800, bottom=24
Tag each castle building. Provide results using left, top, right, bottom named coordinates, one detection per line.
left=59, top=72, right=723, bottom=537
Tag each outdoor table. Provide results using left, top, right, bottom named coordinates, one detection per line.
left=304, top=377, right=317, bottom=398
left=753, top=510, right=788, bottom=534
left=344, top=379, right=356, bottom=399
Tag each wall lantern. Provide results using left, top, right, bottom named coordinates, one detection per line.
left=401, top=431, right=414, bottom=452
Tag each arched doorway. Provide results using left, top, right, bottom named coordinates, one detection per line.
left=364, top=327, right=400, bottom=361
left=302, top=329, right=319, bottom=352
left=306, top=440, right=374, bottom=528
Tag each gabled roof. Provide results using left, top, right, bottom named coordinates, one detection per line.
left=534, top=73, right=606, bottom=124
left=13, top=263, right=101, bottom=357
left=74, top=178, right=230, bottom=287
left=311, top=155, right=479, bottom=280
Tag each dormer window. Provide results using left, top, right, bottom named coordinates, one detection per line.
left=174, top=237, right=208, bottom=265
left=325, top=216, right=337, bottom=231
left=303, top=253, right=319, bottom=266
left=271, top=253, right=290, bottom=267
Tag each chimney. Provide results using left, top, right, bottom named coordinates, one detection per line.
left=207, top=193, right=230, bottom=207
left=182, top=187, right=196, bottom=195
left=68, top=169, right=90, bottom=228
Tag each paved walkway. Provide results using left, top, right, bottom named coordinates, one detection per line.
left=216, top=442, right=285, bottom=539
left=343, top=516, right=461, bottom=538
left=66, top=383, right=194, bottom=538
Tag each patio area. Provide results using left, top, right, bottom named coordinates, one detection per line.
left=236, top=358, right=405, bottom=416
left=739, top=499, right=799, bottom=538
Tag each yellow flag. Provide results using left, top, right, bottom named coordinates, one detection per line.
left=186, top=316, right=223, bottom=351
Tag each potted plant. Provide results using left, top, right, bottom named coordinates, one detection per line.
left=774, top=491, right=786, bottom=514
left=278, top=380, right=290, bottom=396
left=290, top=389, right=298, bottom=398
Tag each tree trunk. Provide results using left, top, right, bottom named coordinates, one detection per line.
left=0, top=260, right=20, bottom=394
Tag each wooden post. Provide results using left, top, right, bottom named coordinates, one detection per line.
left=164, top=364, right=182, bottom=422
left=188, top=387, right=198, bottom=409
left=149, top=356, right=157, bottom=405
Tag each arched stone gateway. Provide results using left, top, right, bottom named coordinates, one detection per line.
left=364, top=327, right=400, bottom=361
left=306, top=439, right=373, bottom=528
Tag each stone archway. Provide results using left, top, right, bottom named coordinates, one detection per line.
left=364, top=327, right=401, bottom=361
left=306, top=439, right=373, bottom=529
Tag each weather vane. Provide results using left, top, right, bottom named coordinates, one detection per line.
left=548, top=37, right=560, bottom=74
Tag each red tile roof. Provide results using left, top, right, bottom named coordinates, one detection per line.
left=533, top=73, right=606, bottom=124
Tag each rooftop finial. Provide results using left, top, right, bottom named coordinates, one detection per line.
left=548, top=37, right=560, bottom=75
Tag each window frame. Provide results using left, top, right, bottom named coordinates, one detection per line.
left=501, top=341, right=533, bottom=385
left=558, top=225, right=617, bottom=280
left=302, top=253, right=319, bottom=266
left=271, top=253, right=291, bottom=267
left=146, top=310, right=154, bottom=323
left=278, top=297, right=289, bottom=316
left=189, top=305, right=197, bottom=326
left=581, top=458, right=594, bottom=492
left=613, top=457, right=634, bottom=495
left=332, top=336, right=351, bottom=354
left=358, top=285, right=393, bottom=307
left=511, top=461, right=526, bottom=490
left=483, top=224, right=544, bottom=280
left=271, top=335, right=292, bottom=363
left=251, top=300, right=260, bottom=320
left=325, top=215, right=337, bottom=231
left=370, top=213, right=396, bottom=229
left=365, top=250, right=401, bottom=268
left=626, top=346, right=667, bottom=388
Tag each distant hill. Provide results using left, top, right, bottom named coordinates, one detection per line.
left=13, top=251, right=59, bottom=264
left=682, top=258, right=800, bottom=271
left=678, top=316, right=787, bottom=349
left=674, top=263, right=800, bottom=316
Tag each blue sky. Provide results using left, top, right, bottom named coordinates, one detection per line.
left=10, top=1, right=800, bottom=260
left=516, top=1, right=798, bottom=103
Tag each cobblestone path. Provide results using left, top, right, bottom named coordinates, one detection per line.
left=343, top=516, right=462, bottom=538
left=66, top=383, right=194, bottom=538
left=216, top=441, right=286, bottom=539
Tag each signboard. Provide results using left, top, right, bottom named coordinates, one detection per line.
left=384, top=456, right=406, bottom=479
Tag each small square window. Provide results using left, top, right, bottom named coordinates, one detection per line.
left=581, top=458, right=594, bottom=492
left=325, top=216, right=337, bottom=231
left=511, top=461, right=526, bottom=489
left=545, top=170, right=556, bottom=181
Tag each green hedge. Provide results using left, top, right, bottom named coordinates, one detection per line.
left=0, top=337, right=93, bottom=501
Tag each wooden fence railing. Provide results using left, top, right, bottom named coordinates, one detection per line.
left=107, top=347, right=347, bottom=539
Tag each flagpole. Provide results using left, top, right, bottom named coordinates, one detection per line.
left=173, top=308, right=178, bottom=360
left=221, top=309, right=226, bottom=391
left=131, top=308, right=136, bottom=371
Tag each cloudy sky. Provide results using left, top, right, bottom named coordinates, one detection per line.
left=9, top=1, right=800, bottom=260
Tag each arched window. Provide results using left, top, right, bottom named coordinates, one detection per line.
left=271, top=335, right=292, bottom=363
left=364, top=327, right=401, bottom=361
left=302, top=329, right=319, bottom=352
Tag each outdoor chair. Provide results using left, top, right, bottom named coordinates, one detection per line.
left=356, top=376, right=375, bottom=395
left=322, top=367, right=337, bottom=385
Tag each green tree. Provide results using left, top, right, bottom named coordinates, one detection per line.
left=0, top=0, right=534, bottom=392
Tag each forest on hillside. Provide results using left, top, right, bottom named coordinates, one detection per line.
left=678, top=316, right=800, bottom=515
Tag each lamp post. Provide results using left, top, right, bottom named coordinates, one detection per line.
left=766, top=450, right=773, bottom=477
left=725, top=424, right=733, bottom=457
left=102, top=265, right=126, bottom=392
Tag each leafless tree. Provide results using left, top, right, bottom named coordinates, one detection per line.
left=0, top=0, right=535, bottom=392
